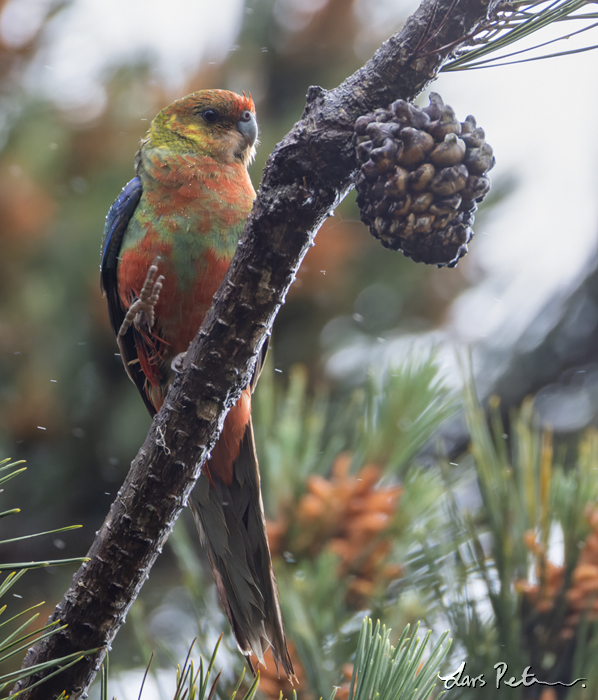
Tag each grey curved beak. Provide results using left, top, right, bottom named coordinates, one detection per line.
left=237, top=111, right=258, bottom=147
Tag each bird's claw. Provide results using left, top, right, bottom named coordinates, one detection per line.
left=118, top=258, right=164, bottom=337
left=171, top=352, right=187, bottom=374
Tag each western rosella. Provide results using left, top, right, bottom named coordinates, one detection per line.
left=100, top=89, right=294, bottom=679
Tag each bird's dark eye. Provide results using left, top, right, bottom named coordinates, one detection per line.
left=203, top=109, right=219, bottom=123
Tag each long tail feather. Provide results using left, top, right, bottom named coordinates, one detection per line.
left=191, top=417, right=296, bottom=682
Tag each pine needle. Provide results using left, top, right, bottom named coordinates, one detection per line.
left=0, top=524, right=83, bottom=546
left=442, top=0, right=598, bottom=70
left=0, top=459, right=94, bottom=696
left=348, top=618, right=451, bottom=700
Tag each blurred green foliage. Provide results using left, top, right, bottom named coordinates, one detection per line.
left=106, top=353, right=598, bottom=700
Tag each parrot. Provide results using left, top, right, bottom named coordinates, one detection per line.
left=100, top=89, right=294, bottom=680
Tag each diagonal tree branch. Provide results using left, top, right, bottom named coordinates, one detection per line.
left=12, top=0, right=498, bottom=697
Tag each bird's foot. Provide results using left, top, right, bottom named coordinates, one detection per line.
left=171, top=352, right=187, bottom=374
left=118, top=257, right=164, bottom=337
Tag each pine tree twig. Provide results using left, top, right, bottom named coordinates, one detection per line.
left=11, top=0, right=497, bottom=697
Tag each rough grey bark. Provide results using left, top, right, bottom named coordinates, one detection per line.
left=13, top=0, right=498, bottom=697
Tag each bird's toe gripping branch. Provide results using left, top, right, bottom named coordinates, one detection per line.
left=118, top=257, right=165, bottom=338
left=171, top=352, right=187, bottom=374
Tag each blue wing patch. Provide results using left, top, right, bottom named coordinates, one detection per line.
left=100, top=176, right=157, bottom=414
left=100, top=176, right=142, bottom=294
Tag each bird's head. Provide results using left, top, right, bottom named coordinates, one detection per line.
left=147, top=89, right=258, bottom=166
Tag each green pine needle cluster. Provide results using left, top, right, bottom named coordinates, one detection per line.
left=414, top=371, right=598, bottom=697
left=348, top=619, right=450, bottom=700
left=101, top=618, right=451, bottom=700
left=0, top=459, right=94, bottom=698
left=99, top=637, right=261, bottom=700
left=444, top=0, right=598, bottom=71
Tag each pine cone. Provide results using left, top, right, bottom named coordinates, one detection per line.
left=354, top=93, right=495, bottom=267
left=518, top=509, right=598, bottom=636
left=267, top=454, right=403, bottom=608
